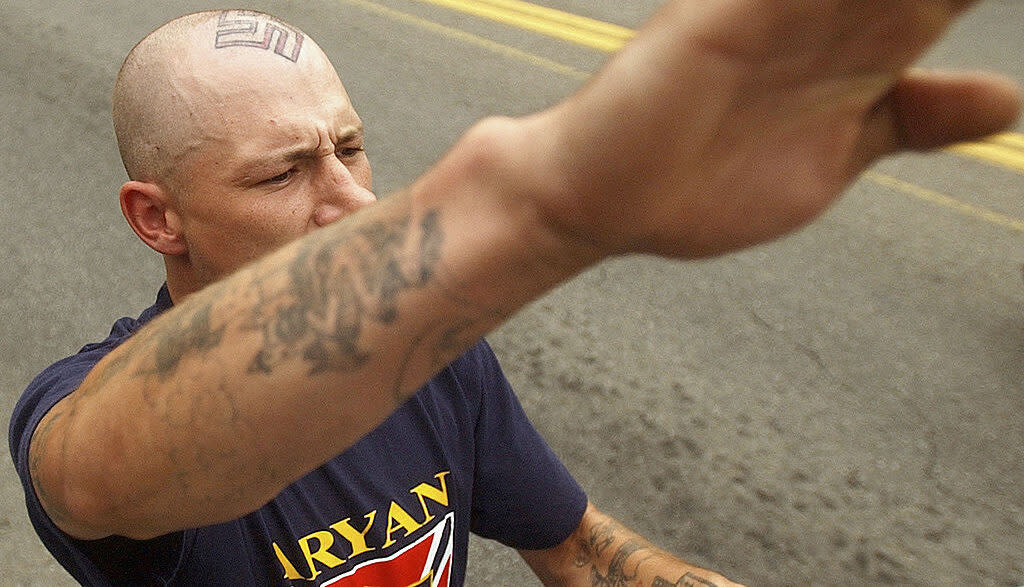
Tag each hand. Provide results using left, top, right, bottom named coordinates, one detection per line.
left=528, top=0, right=1020, bottom=259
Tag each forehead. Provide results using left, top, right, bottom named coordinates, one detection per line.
left=179, top=32, right=362, bottom=167
left=197, top=68, right=358, bottom=139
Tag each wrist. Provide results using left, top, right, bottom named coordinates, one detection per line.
left=409, top=115, right=601, bottom=309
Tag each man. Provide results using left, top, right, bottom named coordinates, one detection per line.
left=12, top=9, right=743, bottom=586
left=9, top=2, right=1018, bottom=586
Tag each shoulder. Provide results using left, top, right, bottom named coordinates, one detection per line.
left=8, top=287, right=167, bottom=475
left=9, top=333, right=128, bottom=465
left=10, top=286, right=172, bottom=451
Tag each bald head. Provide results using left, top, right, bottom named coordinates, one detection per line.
left=112, top=10, right=337, bottom=190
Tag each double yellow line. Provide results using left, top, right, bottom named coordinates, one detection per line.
left=415, top=0, right=1024, bottom=178
left=414, top=0, right=632, bottom=52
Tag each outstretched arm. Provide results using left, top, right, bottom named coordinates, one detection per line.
left=30, top=120, right=587, bottom=541
left=29, top=0, right=1019, bottom=542
left=520, top=503, right=744, bottom=586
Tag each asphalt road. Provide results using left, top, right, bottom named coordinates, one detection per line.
left=1, top=1, right=1022, bottom=585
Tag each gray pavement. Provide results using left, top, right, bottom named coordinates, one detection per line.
left=1, top=1, right=1022, bottom=585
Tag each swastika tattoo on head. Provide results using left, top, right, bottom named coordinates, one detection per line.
left=214, top=10, right=304, bottom=63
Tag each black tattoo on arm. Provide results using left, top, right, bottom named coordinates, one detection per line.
left=593, top=536, right=638, bottom=581
left=575, top=520, right=615, bottom=567
left=149, top=299, right=225, bottom=379
left=576, top=521, right=654, bottom=587
left=653, top=573, right=720, bottom=587
left=575, top=520, right=721, bottom=587
left=247, top=205, right=444, bottom=377
left=215, top=10, right=304, bottom=63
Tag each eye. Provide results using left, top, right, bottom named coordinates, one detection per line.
left=337, top=146, right=365, bottom=159
left=264, top=169, right=294, bottom=184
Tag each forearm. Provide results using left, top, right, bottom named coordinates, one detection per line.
left=30, top=118, right=587, bottom=540
left=522, top=504, right=742, bottom=587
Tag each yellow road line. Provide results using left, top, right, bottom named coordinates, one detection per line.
left=988, top=132, right=1024, bottom=150
left=339, top=0, right=589, bottom=79
left=343, top=0, right=1023, bottom=232
left=865, top=172, right=1024, bottom=233
left=414, top=0, right=632, bottom=52
left=413, top=0, right=1024, bottom=175
left=947, top=140, right=1024, bottom=174
left=466, top=0, right=632, bottom=40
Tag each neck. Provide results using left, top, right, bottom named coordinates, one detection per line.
left=163, top=256, right=203, bottom=304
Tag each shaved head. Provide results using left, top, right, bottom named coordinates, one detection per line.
left=112, top=10, right=334, bottom=191
left=112, top=10, right=371, bottom=297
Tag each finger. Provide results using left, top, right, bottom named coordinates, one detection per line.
left=851, top=69, right=1021, bottom=173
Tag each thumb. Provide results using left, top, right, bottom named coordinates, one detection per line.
left=851, top=69, right=1021, bottom=173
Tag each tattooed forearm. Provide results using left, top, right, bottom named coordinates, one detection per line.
left=353, top=208, right=441, bottom=323
left=569, top=513, right=730, bottom=587
left=248, top=202, right=445, bottom=377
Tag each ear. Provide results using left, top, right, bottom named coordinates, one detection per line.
left=119, top=180, right=187, bottom=256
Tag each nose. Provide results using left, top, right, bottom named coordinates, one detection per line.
left=312, top=158, right=376, bottom=228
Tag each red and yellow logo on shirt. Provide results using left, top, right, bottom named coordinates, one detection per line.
left=273, top=471, right=453, bottom=585
left=324, top=512, right=453, bottom=587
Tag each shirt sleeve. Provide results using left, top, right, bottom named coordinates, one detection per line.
left=466, top=340, right=588, bottom=550
left=8, top=340, right=184, bottom=586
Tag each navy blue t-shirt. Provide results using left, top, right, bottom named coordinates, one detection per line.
left=10, top=286, right=587, bottom=585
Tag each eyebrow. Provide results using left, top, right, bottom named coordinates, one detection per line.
left=233, top=125, right=364, bottom=184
